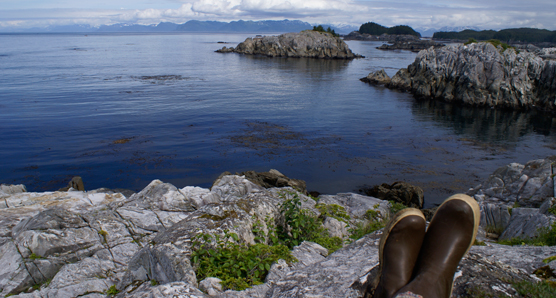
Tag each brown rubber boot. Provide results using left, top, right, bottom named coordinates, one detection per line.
left=395, top=194, right=480, bottom=298
left=371, top=208, right=426, bottom=298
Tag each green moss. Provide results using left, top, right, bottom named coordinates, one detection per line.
left=533, top=265, right=555, bottom=279
left=543, top=255, right=556, bottom=264
left=315, top=203, right=351, bottom=223
left=548, top=204, right=556, bottom=216
left=106, top=285, right=119, bottom=296
left=308, top=194, right=319, bottom=202
left=29, top=253, right=45, bottom=260
left=98, top=229, right=108, bottom=243
left=150, top=279, right=158, bottom=286
left=513, top=279, right=556, bottom=296
left=388, top=201, right=407, bottom=215
left=349, top=220, right=385, bottom=240
left=365, top=209, right=381, bottom=221
left=474, top=240, right=487, bottom=246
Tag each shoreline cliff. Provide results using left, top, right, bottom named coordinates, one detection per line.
left=362, top=42, right=556, bottom=112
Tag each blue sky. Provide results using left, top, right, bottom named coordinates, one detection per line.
left=0, top=0, right=555, bottom=31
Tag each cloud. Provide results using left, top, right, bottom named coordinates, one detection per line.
left=0, top=0, right=555, bottom=31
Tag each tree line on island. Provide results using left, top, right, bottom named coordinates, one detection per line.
left=312, top=25, right=340, bottom=37
left=356, top=21, right=555, bottom=45
left=358, top=22, right=421, bottom=37
left=433, top=28, right=556, bottom=43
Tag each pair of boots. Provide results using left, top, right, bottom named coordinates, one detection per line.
left=370, top=194, right=480, bottom=298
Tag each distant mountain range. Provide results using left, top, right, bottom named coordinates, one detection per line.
left=2, top=20, right=358, bottom=34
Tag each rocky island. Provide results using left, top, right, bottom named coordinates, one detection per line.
left=1, top=158, right=556, bottom=297
left=216, top=30, right=363, bottom=59
left=344, top=31, right=444, bottom=52
left=362, top=42, right=556, bottom=112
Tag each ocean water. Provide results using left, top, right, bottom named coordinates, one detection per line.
left=1, top=32, right=555, bottom=207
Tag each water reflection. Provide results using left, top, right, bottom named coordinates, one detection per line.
left=240, top=55, right=353, bottom=75
left=411, top=98, right=556, bottom=144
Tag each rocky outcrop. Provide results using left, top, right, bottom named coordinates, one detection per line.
left=381, top=43, right=556, bottom=112
left=216, top=30, right=364, bottom=59
left=359, top=181, right=425, bottom=209
left=377, top=40, right=444, bottom=52
left=1, top=167, right=555, bottom=297
left=58, top=176, right=84, bottom=191
left=469, top=157, right=556, bottom=240
left=234, top=169, right=308, bottom=195
left=360, top=69, right=391, bottom=85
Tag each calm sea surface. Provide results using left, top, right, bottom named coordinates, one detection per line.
left=1, top=32, right=556, bottom=207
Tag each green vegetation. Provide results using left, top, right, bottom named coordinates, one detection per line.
left=359, top=22, right=421, bottom=37
left=348, top=207, right=386, bottom=240
left=150, top=279, right=158, bottom=286
left=190, top=191, right=348, bottom=291
left=465, top=38, right=515, bottom=52
left=389, top=200, right=407, bottom=215
left=543, top=255, right=556, bottom=264
left=29, top=253, right=45, bottom=260
left=547, top=204, right=556, bottom=216
left=189, top=190, right=402, bottom=291
left=190, top=231, right=295, bottom=291
left=277, top=192, right=343, bottom=252
left=312, top=25, right=339, bottom=37
left=98, top=229, right=108, bottom=243
left=434, top=28, right=556, bottom=43
left=513, top=279, right=556, bottom=297
left=349, top=219, right=385, bottom=240
left=106, top=285, right=119, bottom=296
left=474, top=240, right=487, bottom=246
left=466, top=280, right=556, bottom=297
left=315, top=203, right=351, bottom=223
left=498, top=222, right=556, bottom=246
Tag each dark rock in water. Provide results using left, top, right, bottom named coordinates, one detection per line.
left=59, top=176, right=84, bottom=191
left=360, top=69, right=391, bottom=85
left=360, top=181, right=424, bottom=209
left=237, top=169, right=307, bottom=195
left=384, top=42, right=556, bottom=112
left=376, top=40, right=444, bottom=52
left=216, top=46, right=235, bottom=53
left=219, top=30, right=364, bottom=59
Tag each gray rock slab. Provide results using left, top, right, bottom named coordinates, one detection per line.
left=499, top=208, right=555, bottom=240
left=265, top=234, right=380, bottom=297
left=118, top=281, right=208, bottom=298
left=470, top=243, right=556, bottom=273
left=317, top=193, right=390, bottom=220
